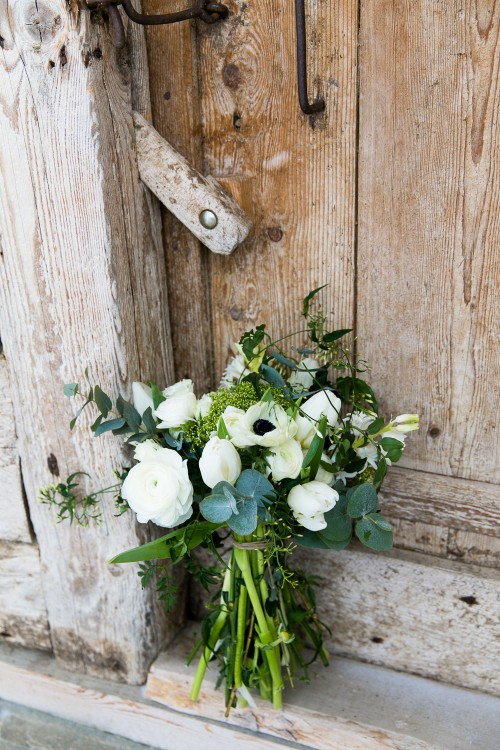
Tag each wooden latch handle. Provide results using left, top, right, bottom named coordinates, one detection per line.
left=133, top=113, right=252, bottom=255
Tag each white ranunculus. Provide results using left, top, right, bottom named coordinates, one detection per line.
left=121, top=448, right=193, bottom=527
left=154, top=379, right=197, bottom=429
left=289, top=357, right=321, bottom=392
left=301, top=390, right=341, bottom=427
left=134, top=439, right=161, bottom=462
left=234, top=401, right=298, bottom=448
left=132, top=382, right=154, bottom=416
left=195, top=393, right=213, bottom=420
left=199, top=437, right=242, bottom=488
left=267, top=439, right=303, bottom=481
left=287, top=481, right=339, bottom=531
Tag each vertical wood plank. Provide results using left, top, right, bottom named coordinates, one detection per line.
left=0, top=1, right=175, bottom=682
left=202, top=0, right=358, bottom=377
left=357, top=0, right=500, bottom=481
left=143, top=4, right=214, bottom=392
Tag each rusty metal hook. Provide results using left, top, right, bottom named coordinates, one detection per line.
left=294, top=0, right=326, bottom=115
left=85, top=0, right=229, bottom=48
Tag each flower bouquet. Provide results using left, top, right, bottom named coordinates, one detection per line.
left=41, top=288, right=418, bottom=712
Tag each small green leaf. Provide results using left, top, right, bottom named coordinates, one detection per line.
left=367, top=417, right=385, bottom=436
left=261, top=364, right=286, bottom=388
left=199, top=494, right=234, bottom=523
left=91, top=414, right=103, bottom=432
left=64, top=383, right=79, bottom=397
left=347, top=483, right=379, bottom=518
left=374, top=456, right=388, bottom=486
left=271, top=351, right=297, bottom=370
left=322, top=328, right=352, bottom=344
left=301, top=415, right=327, bottom=481
left=217, top=417, right=230, bottom=439
left=295, top=529, right=330, bottom=549
left=355, top=514, right=393, bottom=550
left=380, top=437, right=404, bottom=462
left=94, top=385, right=112, bottom=417
left=94, top=417, right=126, bottom=437
left=235, top=469, right=276, bottom=503
left=142, top=407, right=157, bottom=434
left=303, top=285, right=327, bottom=318
left=322, top=495, right=353, bottom=541
left=317, top=533, right=351, bottom=550
left=151, top=383, right=166, bottom=410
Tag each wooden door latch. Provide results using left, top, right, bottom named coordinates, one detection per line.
left=84, top=0, right=228, bottom=48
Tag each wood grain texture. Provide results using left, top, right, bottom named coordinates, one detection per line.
left=0, top=541, right=50, bottom=650
left=292, top=546, right=500, bottom=696
left=134, top=112, right=252, bottom=254
left=357, top=0, right=500, bottom=482
left=0, top=353, right=31, bottom=543
left=201, top=0, right=358, bottom=379
left=143, top=3, right=214, bottom=392
left=0, top=0, right=175, bottom=682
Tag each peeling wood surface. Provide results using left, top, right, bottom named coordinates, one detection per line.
left=357, top=0, right=500, bottom=482
left=134, top=112, right=252, bottom=254
left=0, top=0, right=176, bottom=682
left=0, top=353, right=31, bottom=543
left=292, top=547, right=500, bottom=697
left=0, top=542, right=50, bottom=650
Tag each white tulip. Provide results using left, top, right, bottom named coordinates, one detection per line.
left=154, top=379, right=197, bottom=429
left=132, top=382, right=154, bottom=416
left=287, top=481, right=339, bottom=531
left=199, top=437, right=242, bottom=489
left=267, top=439, right=303, bottom=481
left=301, top=390, right=341, bottom=427
left=222, top=407, right=249, bottom=448
left=121, top=448, right=193, bottom=527
left=314, top=452, right=335, bottom=485
left=289, top=357, right=321, bottom=392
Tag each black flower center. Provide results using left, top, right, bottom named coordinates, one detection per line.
left=252, top=419, right=276, bottom=436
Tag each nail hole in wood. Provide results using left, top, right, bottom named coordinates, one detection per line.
left=164, top=91, right=171, bottom=101
left=267, top=227, right=283, bottom=242
left=93, top=47, right=102, bottom=60
left=233, top=111, right=241, bottom=129
left=428, top=426, right=441, bottom=438
left=59, top=45, right=67, bottom=66
left=459, top=596, right=478, bottom=606
left=47, top=453, right=60, bottom=477
left=371, top=636, right=384, bottom=643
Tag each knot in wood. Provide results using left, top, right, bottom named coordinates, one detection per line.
left=15, top=0, right=67, bottom=53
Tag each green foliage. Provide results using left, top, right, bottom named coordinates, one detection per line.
left=355, top=514, right=393, bottom=550
left=138, top=561, right=180, bottom=612
left=200, top=470, right=276, bottom=536
left=301, top=415, right=327, bottom=481
left=38, top=472, right=120, bottom=527
left=109, top=519, right=221, bottom=564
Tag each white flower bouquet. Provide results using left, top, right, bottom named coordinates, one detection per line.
left=41, top=288, right=418, bottom=711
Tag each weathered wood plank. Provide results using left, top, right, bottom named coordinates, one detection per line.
left=143, top=4, right=214, bottom=392
left=0, top=0, right=175, bottom=682
left=292, top=546, right=500, bottom=696
left=0, top=645, right=448, bottom=750
left=357, top=0, right=500, bottom=482
left=0, top=353, right=31, bottom=544
left=0, top=541, right=50, bottom=650
left=134, top=112, right=252, bottom=254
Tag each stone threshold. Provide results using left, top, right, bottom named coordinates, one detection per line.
left=0, top=634, right=498, bottom=750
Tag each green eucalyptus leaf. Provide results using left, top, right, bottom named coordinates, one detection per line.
left=271, top=351, right=298, bottom=370
left=347, top=483, right=379, bottom=518
left=355, top=514, right=393, bottom=550
left=227, top=497, right=258, bottom=535
left=64, top=383, right=79, bottom=397
left=235, top=469, right=276, bottom=503
left=94, top=417, right=126, bottom=437
left=295, top=529, right=330, bottom=549
left=200, top=493, right=234, bottom=523
left=142, top=407, right=157, bottom=434
left=261, top=364, right=286, bottom=388
left=322, top=495, right=353, bottom=541
left=318, top=533, right=351, bottom=550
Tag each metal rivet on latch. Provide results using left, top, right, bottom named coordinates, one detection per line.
left=199, top=210, right=218, bottom=229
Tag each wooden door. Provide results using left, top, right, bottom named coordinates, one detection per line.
left=144, top=0, right=500, bottom=695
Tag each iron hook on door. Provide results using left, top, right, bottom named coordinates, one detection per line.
left=295, top=0, right=326, bottom=115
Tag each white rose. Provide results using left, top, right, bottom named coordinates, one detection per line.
left=132, top=382, right=154, bottom=416
left=121, top=448, right=193, bottom=527
left=195, top=393, right=213, bottom=420
left=134, top=439, right=161, bottom=462
left=301, top=390, right=341, bottom=427
left=267, top=439, right=303, bottom=481
left=287, top=481, right=339, bottom=531
left=199, top=436, right=242, bottom=488
left=289, top=357, right=321, bottom=392
left=237, top=401, right=298, bottom=448
left=154, top=379, right=197, bottom=429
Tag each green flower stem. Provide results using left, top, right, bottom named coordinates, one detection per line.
left=234, top=583, right=247, bottom=690
left=190, top=564, right=232, bottom=702
left=233, top=546, right=283, bottom=709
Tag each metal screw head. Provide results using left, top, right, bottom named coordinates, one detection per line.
left=199, top=209, right=218, bottom=230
